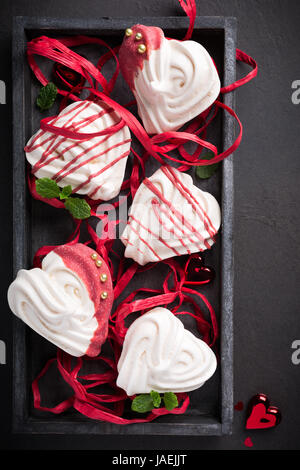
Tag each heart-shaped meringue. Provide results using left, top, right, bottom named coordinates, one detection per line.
left=7, top=244, right=113, bottom=357
left=121, top=165, right=221, bottom=265
left=119, top=24, right=220, bottom=134
left=116, top=307, right=217, bottom=395
left=25, top=100, right=131, bottom=201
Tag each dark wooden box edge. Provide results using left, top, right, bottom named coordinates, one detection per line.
left=12, top=15, right=237, bottom=436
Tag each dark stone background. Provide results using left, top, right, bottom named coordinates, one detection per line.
left=0, top=0, right=299, bottom=450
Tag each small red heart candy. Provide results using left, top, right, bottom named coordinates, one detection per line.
left=244, top=437, right=254, bottom=448
left=234, top=401, right=244, bottom=411
left=183, top=254, right=215, bottom=285
left=246, top=393, right=281, bottom=430
left=52, top=62, right=85, bottom=91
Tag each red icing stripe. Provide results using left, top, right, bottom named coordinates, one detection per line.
left=151, top=199, right=197, bottom=254
left=161, top=166, right=217, bottom=240
left=52, top=133, right=112, bottom=180
left=122, top=237, right=146, bottom=258
left=125, top=222, right=162, bottom=262
left=152, top=198, right=202, bottom=251
left=129, top=214, right=181, bottom=257
left=72, top=149, right=130, bottom=195
left=143, top=176, right=211, bottom=250
left=55, top=138, right=131, bottom=183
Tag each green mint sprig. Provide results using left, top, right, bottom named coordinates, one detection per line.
left=195, top=150, right=220, bottom=180
left=131, top=391, right=178, bottom=414
left=35, top=178, right=91, bottom=220
left=163, top=392, right=179, bottom=411
left=36, top=82, right=57, bottom=111
left=150, top=390, right=161, bottom=408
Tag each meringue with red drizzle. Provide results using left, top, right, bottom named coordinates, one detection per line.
left=121, top=166, right=221, bottom=265
left=117, top=307, right=217, bottom=395
left=7, top=244, right=113, bottom=357
left=25, top=100, right=131, bottom=201
left=119, top=24, right=220, bottom=134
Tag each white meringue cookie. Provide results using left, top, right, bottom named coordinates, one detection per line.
left=119, top=25, right=220, bottom=134
left=25, top=100, right=131, bottom=201
left=121, top=166, right=221, bottom=265
left=135, top=38, right=220, bottom=134
left=7, top=244, right=113, bottom=357
left=116, top=307, right=217, bottom=395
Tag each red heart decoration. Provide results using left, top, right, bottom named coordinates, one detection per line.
left=246, top=393, right=281, bottom=430
left=183, top=254, right=215, bottom=285
left=244, top=437, right=254, bottom=448
left=234, top=401, right=244, bottom=411
left=52, top=62, right=85, bottom=92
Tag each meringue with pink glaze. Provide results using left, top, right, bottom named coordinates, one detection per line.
left=7, top=244, right=113, bottom=357
left=119, top=24, right=220, bottom=134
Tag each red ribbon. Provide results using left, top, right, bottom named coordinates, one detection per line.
left=178, top=0, right=197, bottom=40
left=221, top=48, right=258, bottom=94
left=40, top=113, right=126, bottom=140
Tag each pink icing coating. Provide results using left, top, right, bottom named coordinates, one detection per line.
left=119, top=24, right=163, bottom=90
left=53, top=243, right=113, bottom=357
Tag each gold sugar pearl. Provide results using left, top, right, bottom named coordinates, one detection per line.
left=135, top=32, right=143, bottom=41
left=101, top=291, right=108, bottom=300
left=95, top=259, right=103, bottom=268
left=137, top=44, right=147, bottom=54
left=91, top=253, right=98, bottom=260
left=125, top=28, right=133, bottom=37
left=100, top=273, right=108, bottom=283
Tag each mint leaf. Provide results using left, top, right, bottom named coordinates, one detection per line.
left=150, top=390, right=161, bottom=408
left=35, top=178, right=91, bottom=219
left=36, top=179, right=73, bottom=200
left=37, top=82, right=57, bottom=111
left=131, top=391, right=178, bottom=413
left=163, top=392, right=178, bottom=411
left=131, top=394, right=154, bottom=413
left=35, top=178, right=60, bottom=199
left=59, top=185, right=72, bottom=200
left=195, top=150, right=219, bottom=180
left=64, top=197, right=91, bottom=220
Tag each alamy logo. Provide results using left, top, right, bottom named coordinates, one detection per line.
left=291, top=340, right=300, bottom=365
left=0, top=340, right=6, bottom=364
left=291, top=80, right=300, bottom=105
left=0, top=80, right=6, bottom=104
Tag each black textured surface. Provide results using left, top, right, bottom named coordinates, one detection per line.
left=1, top=0, right=300, bottom=450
